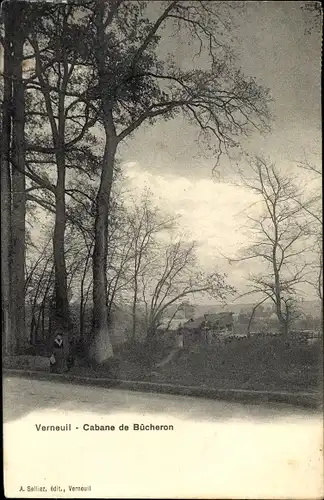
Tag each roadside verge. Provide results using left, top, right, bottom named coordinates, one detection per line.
left=3, top=368, right=322, bottom=409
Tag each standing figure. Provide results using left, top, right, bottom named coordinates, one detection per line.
left=50, top=333, right=64, bottom=373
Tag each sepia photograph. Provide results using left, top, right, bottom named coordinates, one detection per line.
left=1, top=0, right=323, bottom=498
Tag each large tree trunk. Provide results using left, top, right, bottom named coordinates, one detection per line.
left=279, top=319, right=288, bottom=336
left=90, top=138, right=116, bottom=363
left=52, top=151, right=70, bottom=366
left=11, top=5, right=27, bottom=354
left=80, top=243, right=92, bottom=341
left=50, top=52, right=71, bottom=369
left=275, top=295, right=289, bottom=336
left=1, top=6, right=13, bottom=356
left=146, top=312, right=156, bottom=341
left=272, top=239, right=288, bottom=336
left=90, top=1, right=117, bottom=363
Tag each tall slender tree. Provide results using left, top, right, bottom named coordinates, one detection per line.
left=231, top=157, right=311, bottom=336
left=1, top=2, right=14, bottom=355
left=11, top=2, right=28, bottom=353
left=21, top=4, right=99, bottom=365
left=85, top=0, right=271, bottom=362
left=1, top=1, right=30, bottom=354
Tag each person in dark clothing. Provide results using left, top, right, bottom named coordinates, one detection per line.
left=50, top=333, right=64, bottom=373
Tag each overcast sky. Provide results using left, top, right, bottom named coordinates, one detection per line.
left=119, top=1, right=322, bottom=301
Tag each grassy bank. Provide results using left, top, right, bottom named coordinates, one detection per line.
left=67, top=336, right=322, bottom=393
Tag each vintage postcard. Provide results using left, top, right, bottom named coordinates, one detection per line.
left=1, top=0, right=323, bottom=498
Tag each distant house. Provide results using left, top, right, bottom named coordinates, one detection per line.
left=204, top=312, right=234, bottom=343
left=205, top=312, right=234, bottom=331
left=182, top=316, right=206, bottom=346
left=182, top=312, right=234, bottom=346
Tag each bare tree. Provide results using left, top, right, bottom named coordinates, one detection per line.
left=85, top=0, right=271, bottom=362
left=125, top=192, right=176, bottom=339
left=1, top=2, right=30, bottom=354
left=23, top=4, right=99, bottom=365
left=1, top=5, right=13, bottom=355
left=140, top=238, right=235, bottom=339
left=2, top=1, right=271, bottom=362
left=1, top=2, right=101, bottom=358
left=25, top=250, right=54, bottom=347
left=231, top=157, right=311, bottom=336
left=297, top=159, right=322, bottom=178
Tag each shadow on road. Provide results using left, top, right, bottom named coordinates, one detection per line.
left=3, top=374, right=320, bottom=425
